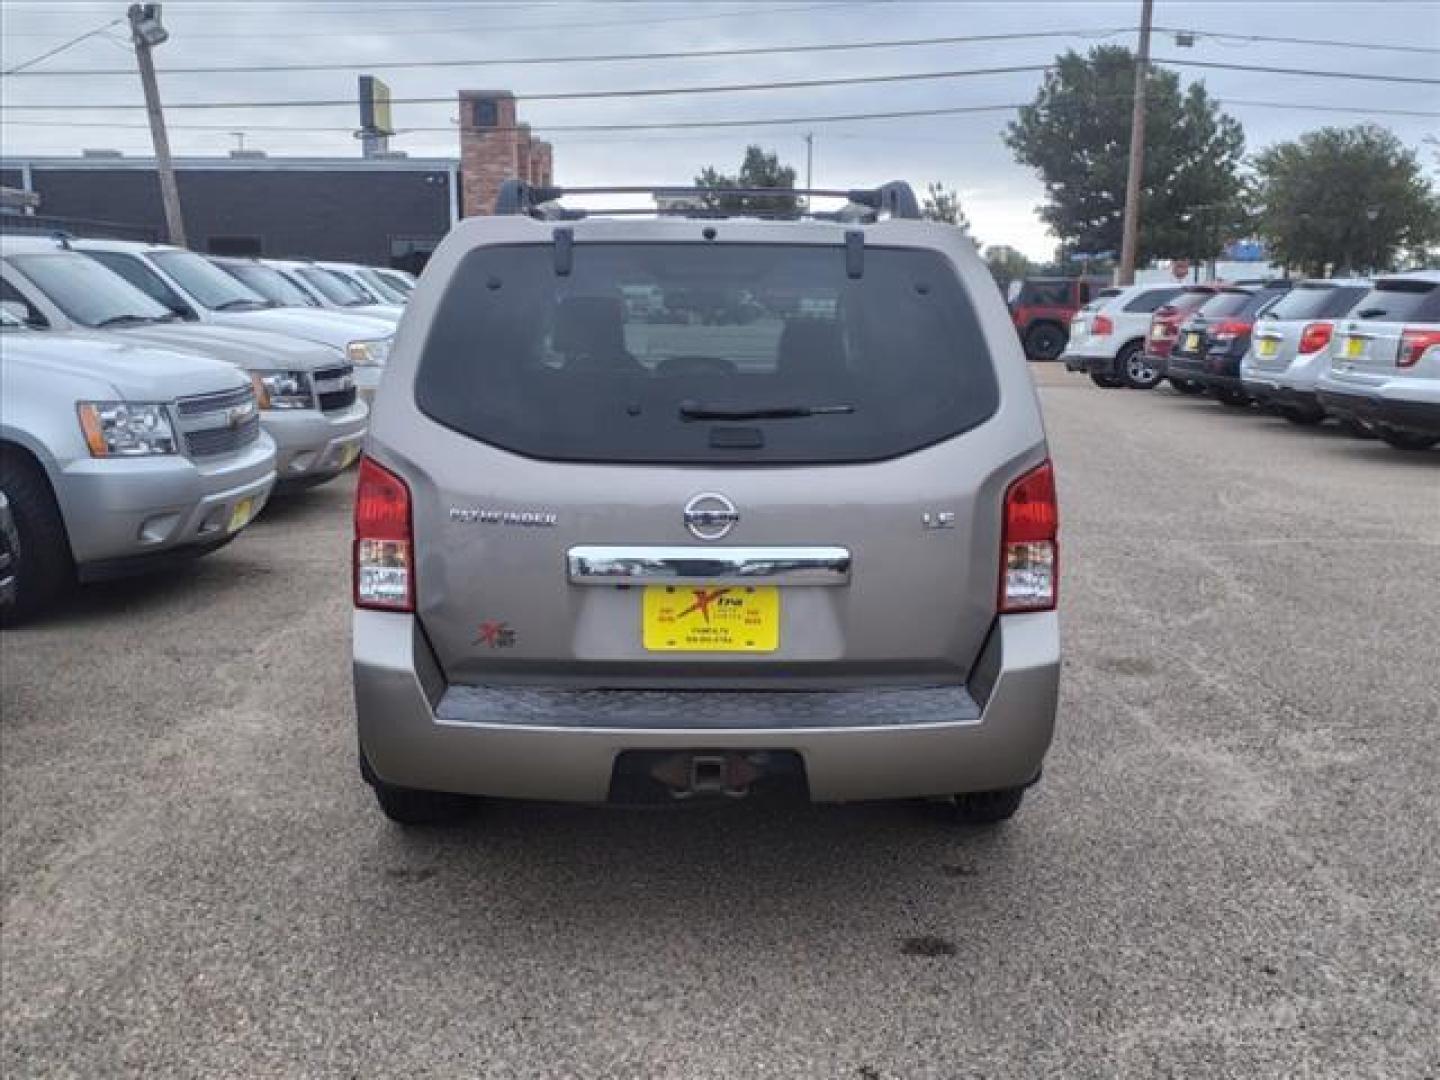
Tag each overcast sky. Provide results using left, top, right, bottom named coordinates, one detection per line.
left=1, top=0, right=1436, bottom=259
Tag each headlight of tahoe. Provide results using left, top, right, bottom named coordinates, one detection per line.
left=346, top=338, right=392, bottom=367
left=250, top=371, right=314, bottom=410
left=77, top=401, right=177, bottom=457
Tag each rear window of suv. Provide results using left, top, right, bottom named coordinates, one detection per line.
left=1262, top=284, right=1369, bottom=321
left=416, top=243, right=1000, bottom=464
left=1351, top=279, right=1440, bottom=322
left=1197, top=290, right=1256, bottom=318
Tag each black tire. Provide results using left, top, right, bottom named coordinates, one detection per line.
left=1120, top=342, right=1162, bottom=390
left=1169, top=378, right=1206, bottom=396
left=360, top=745, right=474, bottom=826
left=1024, top=323, right=1067, bottom=362
left=1280, top=404, right=1326, bottom=426
left=1338, top=417, right=1377, bottom=440
left=1089, top=372, right=1125, bottom=389
left=1213, top=388, right=1251, bottom=408
left=0, top=446, right=73, bottom=623
left=1376, top=426, right=1439, bottom=452
left=950, top=787, right=1025, bottom=825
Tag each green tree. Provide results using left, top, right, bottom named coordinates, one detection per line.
left=1005, top=45, right=1247, bottom=263
left=983, top=245, right=1035, bottom=292
left=695, top=145, right=798, bottom=215
left=921, top=182, right=971, bottom=231
left=1253, top=124, right=1439, bottom=276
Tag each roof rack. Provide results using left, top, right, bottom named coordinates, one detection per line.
left=493, top=180, right=922, bottom=222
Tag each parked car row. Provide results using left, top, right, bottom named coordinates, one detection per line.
left=0, top=235, right=414, bottom=620
left=1066, top=270, right=1440, bottom=453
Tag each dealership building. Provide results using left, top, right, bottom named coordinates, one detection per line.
left=0, top=90, right=553, bottom=272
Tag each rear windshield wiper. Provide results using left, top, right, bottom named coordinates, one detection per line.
left=679, top=400, right=854, bottom=421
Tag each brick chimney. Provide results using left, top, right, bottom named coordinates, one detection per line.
left=458, top=90, right=554, bottom=216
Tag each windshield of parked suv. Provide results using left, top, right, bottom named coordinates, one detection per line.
left=1350, top=279, right=1440, bottom=322
left=218, top=261, right=319, bottom=307
left=417, top=242, right=999, bottom=464
left=297, top=267, right=371, bottom=306
left=7, top=253, right=174, bottom=327
left=151, top=250, right=271, bottom=311
left=375, top=269, right=414, bottom=296
left=1262, top=284, right=1370, bottom=321
left=356, top=268, right=406, bottom=303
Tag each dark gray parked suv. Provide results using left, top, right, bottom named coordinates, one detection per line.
left=352, top=182, right=1061, bottom=827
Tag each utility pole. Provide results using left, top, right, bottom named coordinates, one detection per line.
left=1118, top=0, right=1153, bottom=285
left=129, top=4, right=186, bottom=247
left=804, top=132, right=814, bottom=190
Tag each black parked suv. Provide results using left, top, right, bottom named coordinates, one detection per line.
left=1163, top=282, right=1292, bottom=406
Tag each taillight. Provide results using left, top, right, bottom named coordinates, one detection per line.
left=1399, top=328, right=1440, bottom=369
left=999, top=460, right=1058, bottom=614
left=354, top=455, right=414, bottom=612
left=1298, top=322, right=1333, bottom=354
left=1210, top=319, right=1251, bottom=341
left=1092, top=314, right=1114, bottom=336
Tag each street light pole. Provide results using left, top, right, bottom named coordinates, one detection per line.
left=1118, top=0, right=1153, bottom=285
left=129, top=4, right=186, bottom=247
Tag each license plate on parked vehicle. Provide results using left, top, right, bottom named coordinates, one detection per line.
left=1343, top=336, right=1365, bottom=359
left=1256, top=338, right=1278, bottom=357
left=642, top=585, right=779, bottom=653
left=227, top=498, right=254, bottom=533
left=1184, top=332, right=1201, bottom=351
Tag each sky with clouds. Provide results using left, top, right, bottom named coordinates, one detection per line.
left=1, top=0, right=1437, bottom=260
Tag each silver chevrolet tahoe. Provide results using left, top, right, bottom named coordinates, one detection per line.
left=353, top=181, right=1061, bottom=827
left=1, top=237, right=368, bottom=488
left=0, top=309, right=275, bottom=620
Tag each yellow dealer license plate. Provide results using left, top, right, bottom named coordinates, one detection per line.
left=642, top=585, right=779, bottom=653
left=1256, top=338, right=1278, bottom=357
left=1343, top=336, right=1365, bottom=359
left=1185, top=332, right=1201, bottom=351
left=227, top=497, right=255, bottom=534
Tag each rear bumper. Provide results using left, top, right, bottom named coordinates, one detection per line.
left=353, top=610, right=1061, bottom=803
left=1062, top=350, right=1119, bottom=376
left=1317, top=387, right=1440, bottom=436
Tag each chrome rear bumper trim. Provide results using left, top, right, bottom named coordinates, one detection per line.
left=566, top=545, right=851, bottom=586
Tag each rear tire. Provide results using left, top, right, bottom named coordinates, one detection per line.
left=1280, top=404, right=1326, bottom=426
left=360, top=746, right=475, bottom=826
left=1339, top=417, right=1377, bottom=440
left=0, top=446, right=73, bottom=624
left=1376, top=427, right=1439, bottom=452
left=1024, top=323, right=1067, bottom=363
left=949, top=786, right=1025, bottom=825
left=1169, top=378, right=1205, bottom=396
left=1120, top=343, right=1162, bottom=390
left=1089, top=372, right=1125, bottom=389
left=1213, top=388, right=1251, bottom=408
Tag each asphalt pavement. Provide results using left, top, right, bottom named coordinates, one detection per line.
left=3, top=366, right=1438, bottom=1078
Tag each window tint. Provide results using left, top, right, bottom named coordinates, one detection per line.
left=1197, top=291, right=1256, bottom=318
left=9, top=253, right=172, bottom=327
left=1262, top=285, right=1367, bottom=322
left=1019, top=280, right=1070, bottom=306
left=416, top=243, right=1000, bottom=465
left=84, top=251, right=192, bottom=317
left=151, top=251, right=268, bottom=311
left=1123, top=287, right=1182, bottom=313
left=1351, top=280, right=1440, bottom=322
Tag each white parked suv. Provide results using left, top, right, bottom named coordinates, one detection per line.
left=1239, top=278, right=1370, bottom=426
left=1316, top=271, right=1440, bottom=451
left=263, top=259, right=402, bottom=324
left=70, top=239, right=394, bottom=396
left=315, top=261, right=410, bottom=308
left=1, top=308, right=276, bottom=619
left=1, top=238, right=368, bottom=488
left=1061, top=283, right=1186, bottom=389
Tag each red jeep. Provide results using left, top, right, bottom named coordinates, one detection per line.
left=1009, top=277, right=1113, bottom=361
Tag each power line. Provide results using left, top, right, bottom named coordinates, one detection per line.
left=1154, top=56, right=1440, bottom=86
left=1, top=28, right=1132, bottom=77
left=1153, top=25, right=1440, bottom=56
left=0, top=16, right=124, bottom=76
left=0, top=63, right=1058, bottom=111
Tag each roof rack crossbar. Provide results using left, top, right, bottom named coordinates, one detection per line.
left=493, top=179, right=923, bottom=222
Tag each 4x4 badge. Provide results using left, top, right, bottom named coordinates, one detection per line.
left=683, top=493, right=739, bottom=541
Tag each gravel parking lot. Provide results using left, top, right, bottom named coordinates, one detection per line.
left=3, top=365, right=1437, bottom=1078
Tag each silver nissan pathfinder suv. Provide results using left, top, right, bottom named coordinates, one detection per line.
left=353, top=181, right=1061, bottom=826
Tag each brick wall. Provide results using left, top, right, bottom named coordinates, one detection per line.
left=458, top=90, right=555, bottom=216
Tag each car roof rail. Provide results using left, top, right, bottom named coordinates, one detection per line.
left=492, top=180, right=922, bottom=222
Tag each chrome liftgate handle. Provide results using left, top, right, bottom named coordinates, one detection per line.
left=566, top=546, right=852, bottom=586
